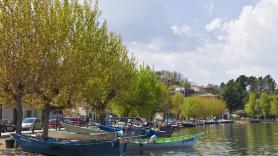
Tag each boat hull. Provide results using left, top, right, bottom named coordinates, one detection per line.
left=99, top=125, right=121, bottom=132
left=182, top=123, right=196, bottom=128
left=127, top=135, right=200, bottom=150
left=12, top=133, right=127, bottom=156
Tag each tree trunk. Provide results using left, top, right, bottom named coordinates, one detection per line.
left=99, top=111, right=106, bottom=125
left=97, top=102, right=107, bottom=124
left=14, top=95, right=23, bottom=134
left=42, top=102, right=51, bottom=139
left=177, top=111, right=181, bottom=120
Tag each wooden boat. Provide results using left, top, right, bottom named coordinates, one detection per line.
left=48, top=130, right=115, bottom=141
left=62, top=123, right=102, bottom=134
left=12, top=133, right=127, bottom=156
left=127, top=134, right=201, bottom=150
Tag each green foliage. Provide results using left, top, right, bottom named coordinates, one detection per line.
left=244, top=92, right=278, bottom=119
left=245, top=92, right=257, bottom=117
left=221, top=79, right=245, bottom=112
left=271, top=95, right=278, bottom=116
left=155, top=83, right=171, bottom=113
left=0, top=0, right=136, bottom=134
left=106, top=101, right=126, bottom=117
left=180, top=96, right=226, bottom=119
left=221, top=75, right=276, bottom=112
left=171, top=92, right=185, bottom=118
left=181, top=98, right=197, bottom=119
left=109, top=66, right=171, bottom=120
left=259, top=92, right=271, bottom=119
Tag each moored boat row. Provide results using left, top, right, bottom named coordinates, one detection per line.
left=10, top=117, right=204, bottom=156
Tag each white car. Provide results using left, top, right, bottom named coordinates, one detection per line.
left=22, top=117, right=42, bottom=131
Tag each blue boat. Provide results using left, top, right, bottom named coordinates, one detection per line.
left=99, top=125, right=122, bottom=132
left=12, top=133, right=127, bottom=156
left=99, top=117, right=173, bottom=138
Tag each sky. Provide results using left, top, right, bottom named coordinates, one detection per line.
left=98, top=0, right=278, bottom=85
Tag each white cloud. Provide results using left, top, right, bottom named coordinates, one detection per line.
left=128, top=0, right=278, bottom=85
left=147, top=38, right=164, bottom=51
left=221, top=0, right=278, bottom=78
left=205, top=18, right=222, bottom=32
left=171, top=25, right=191, bottom=37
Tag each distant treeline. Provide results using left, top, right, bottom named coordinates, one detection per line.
left=220, top=75, right=277, bottom=114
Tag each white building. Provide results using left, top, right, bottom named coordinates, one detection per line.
left=0, top=104, right=41, bottom=123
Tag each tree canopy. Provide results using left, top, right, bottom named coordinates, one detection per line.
left=0, top=0, right=136, bottom=137
left=221, top=75, right=276, bottom=112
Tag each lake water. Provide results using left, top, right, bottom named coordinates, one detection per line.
left=2, top=122, right=278, bottom=156
left=127, top=122, right=278, bottom=156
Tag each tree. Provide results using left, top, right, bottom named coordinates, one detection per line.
left=248, top=76, right=258, bottom=93
left=262, top=75, right=276, bottom=93
left=180, top=96, right=226, bottom=120
left=245, top=92, right=257, bottom=117
left=270, top=95, right=278, bottom=116
left=114, top=66, right=166, bottom=120
left=236, top=75, right=249, bottom=90
left=181, top=97, right=197, bottom=120
left=259, top=92, right=271, bottom=119
left=0, top=0, right=44, bottom=133
left=1, top=0, right=135, bottom=138
left=221, top=80, right=243, bottom=112
left=235, top=75, right=249, bottom=108
left=220, top=75, right=263, bottom=112
left=76, top=23, right=136, bottom=123
left=27, top=0, right=99, bottom=139
left=155, top=83, right=172, bottom=117
left=171, top=92, right=185, bottom=119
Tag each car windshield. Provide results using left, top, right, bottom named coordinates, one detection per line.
left=23, top=118, right=36, bottom=123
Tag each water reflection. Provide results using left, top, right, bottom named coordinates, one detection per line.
left=127, top=122, right=278, bottom=156
left=127, top=147, right=198, bottom=156
left=2, top=123, right=278, bottom=155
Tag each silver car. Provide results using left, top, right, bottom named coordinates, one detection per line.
left=22, top=117, right=42, bottom=131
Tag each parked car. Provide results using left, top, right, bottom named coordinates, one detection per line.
left=48, top=119, right=62, bottom=129
left=64, top=117, right=80, bottom=126
left=22, top=117, right=42, bottom=131
left=0, top=119, right=16, bottom=132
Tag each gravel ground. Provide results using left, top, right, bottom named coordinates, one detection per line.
left=0, top=139, right=44, bottom=156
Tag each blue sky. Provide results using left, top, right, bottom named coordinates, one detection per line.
left=99, top=0, right=278, bottom=85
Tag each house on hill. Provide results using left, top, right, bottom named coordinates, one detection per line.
left=190, top=85, right=207, bottom=94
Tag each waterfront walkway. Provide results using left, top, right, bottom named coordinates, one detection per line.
left=0, top=130, right=43, bottom=138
